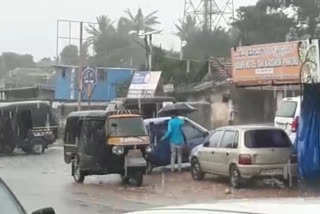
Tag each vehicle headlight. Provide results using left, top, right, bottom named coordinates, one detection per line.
left=145, top=145, right=152, bottom=153
left=112, top=146, right=124, bottom=155
left=33, top=132, right=41, bottom=137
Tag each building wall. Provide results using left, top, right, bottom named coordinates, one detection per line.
left=177, top=86, right=230, bottom=130
left=54, top=67, right=133, bottom=101
left=55, top=67, right=75, bottom=100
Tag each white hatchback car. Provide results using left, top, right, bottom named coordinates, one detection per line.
left=190, top=126, right=297, bottom=188
left=274, top=96, right=301, bottom=143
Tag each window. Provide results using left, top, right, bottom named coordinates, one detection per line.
left=108, top=117, right=148, bottom=137
left=182, top=122, right=204, bottom=140
left=0, top=182, right=25, bottom=214
left=276, top=101, right=297, bottom=118
left=208, top=130, right=224, bottom=148
left=245, top=129, right=291, bottom=148
left=62, top=68, right=66, bottom=78
left=234, top=131, right=239, bottom=148
left=220, top=131, right=236, bottom=148
left=98, top=69, right=105, bottom=81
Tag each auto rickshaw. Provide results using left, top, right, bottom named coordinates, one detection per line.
left=0, top=101, right=58, bottom=154
left=64, top=110, right=151, bottom=186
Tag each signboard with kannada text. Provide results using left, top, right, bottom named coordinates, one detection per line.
left=232, top=41, right=303, bottom=86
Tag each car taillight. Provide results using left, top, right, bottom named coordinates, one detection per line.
left=290, top=154, right=298, bottom=164
left=291, top=116, right=299, bottom=132
left=238, top=154, right=252, bottom=165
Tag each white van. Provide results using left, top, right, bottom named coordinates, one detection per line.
left=274, top=96, right=301, bottom=143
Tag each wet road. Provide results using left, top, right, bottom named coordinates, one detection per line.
left=1, top=147, right=320, bottom=214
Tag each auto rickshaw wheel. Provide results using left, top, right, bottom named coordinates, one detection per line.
left=146, top=161, right=153, bottom=175
left=120, top=174, right=130, bottom=185
left=21, top=146, right=32, bottom=154
left=131, top=171, right=144, bottom=187
left=31, top=138, right=46, bottom=155
left=2, top=143, right=15, bottom=154
left=73, top=156, right=85, bottom=183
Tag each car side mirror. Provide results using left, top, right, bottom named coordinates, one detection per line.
left=204, top=131, right=210, bottom=137
left=203, top=141, right=210, bottom=147
left=32, top=207, right=55, bottom=214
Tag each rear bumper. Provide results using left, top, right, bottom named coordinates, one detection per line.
left=238, top=163, right=298, bottom=179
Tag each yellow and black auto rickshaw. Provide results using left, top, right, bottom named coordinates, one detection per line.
left=63, top=110, right=151, bottom=186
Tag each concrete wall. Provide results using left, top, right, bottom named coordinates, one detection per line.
left=178, top=86, right=230, bottom=130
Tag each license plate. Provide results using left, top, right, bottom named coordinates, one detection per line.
left=261, top=169, right=283, bottom=175
left=127, top=149, right=142, bottom=158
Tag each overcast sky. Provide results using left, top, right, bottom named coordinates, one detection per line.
left=0, top=0, right=257, bottom=60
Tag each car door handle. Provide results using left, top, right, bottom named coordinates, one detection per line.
left=226, top=153, right=229, bottom=156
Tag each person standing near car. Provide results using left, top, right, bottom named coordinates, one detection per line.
left=161, top=114, right=185, bottom=172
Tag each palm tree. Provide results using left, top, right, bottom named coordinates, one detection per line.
left=175, top=15, right=198, bottom=41
left=124, top=8, right=160, bottom=35
left=86, top=15, right=116, bottom=43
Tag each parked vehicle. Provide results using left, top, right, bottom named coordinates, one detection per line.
left=144, top=116, right=209, bottom=173
left=0, top=101, right=58, bottom=154
left=274, top=96, right=301, bottom=143
left=64, top=110, right=151, bottom=186
left=190, top=126, right=298, bottom=188
left=0, top=177, right=55, bottom=214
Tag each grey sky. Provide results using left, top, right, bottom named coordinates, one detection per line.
left=0, top=0, right=257, bottom=60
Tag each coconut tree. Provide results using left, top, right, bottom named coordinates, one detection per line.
left=175, top=15, right=198, bottom=42
left=124, top=8, right=160, bottom=35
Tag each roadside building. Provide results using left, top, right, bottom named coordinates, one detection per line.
left=54, top=65, right=134, bottom=101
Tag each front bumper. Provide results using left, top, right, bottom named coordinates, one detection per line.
left=238, top=163, right=298, bottom=179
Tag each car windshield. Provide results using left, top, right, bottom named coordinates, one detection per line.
left=276, top=101, right=297, bottom=118
left=3, top=0, right=320, bottom=212
left=108, top=117, right=148, bottom=137
left=245, top=129, right=292, bottom=148
left=0, top=182, right=25, bottom=214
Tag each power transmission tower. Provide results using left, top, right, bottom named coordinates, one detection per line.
left=182, top=0, right=235, bottom=32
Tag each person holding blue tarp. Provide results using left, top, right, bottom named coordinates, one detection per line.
left=161, top=114, right=185, bottom=172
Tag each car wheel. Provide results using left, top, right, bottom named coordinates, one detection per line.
left=230, top=165, right=241, bottom=188
left=191, top=158, right=205, bottom=180
left=73, top=156, right=85, bottom=183
left=131, top=171, right=143, bottom=187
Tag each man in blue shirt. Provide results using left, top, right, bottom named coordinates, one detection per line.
left=161, top=115, right=185, bottom=172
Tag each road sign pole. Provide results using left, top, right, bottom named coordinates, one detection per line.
left=78, top=21, right=83, bottom=111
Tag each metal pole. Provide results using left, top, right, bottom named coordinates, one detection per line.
left=56, top=20, right=59, bottom=63
left=144, top=35, right=149, bottom=70
left=69, top=21, right=72, bottom=45
left=78, top=22, right=83, bottom=111
left=149, top=34, right=152, bottom=71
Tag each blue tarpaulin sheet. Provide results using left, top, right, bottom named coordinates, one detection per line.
left=297, top=84, right=320, bottom=179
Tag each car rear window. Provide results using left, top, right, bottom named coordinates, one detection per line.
left=276, top=101, right=297, bottom=118
left=245, top=129, right=291, bottom=148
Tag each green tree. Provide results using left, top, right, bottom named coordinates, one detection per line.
left=232, top=1, right=294, bottom=45
left=182, top=27, right=232, bottom=59
left=0, top=52, right=35, bottom=77
left=60, top=45, right=79, bottom=65
left=175, top=15, right=198, bottom=42
left=124, top=8, right=160, bottom=34
left=292, top=0, right=320, bottom=37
